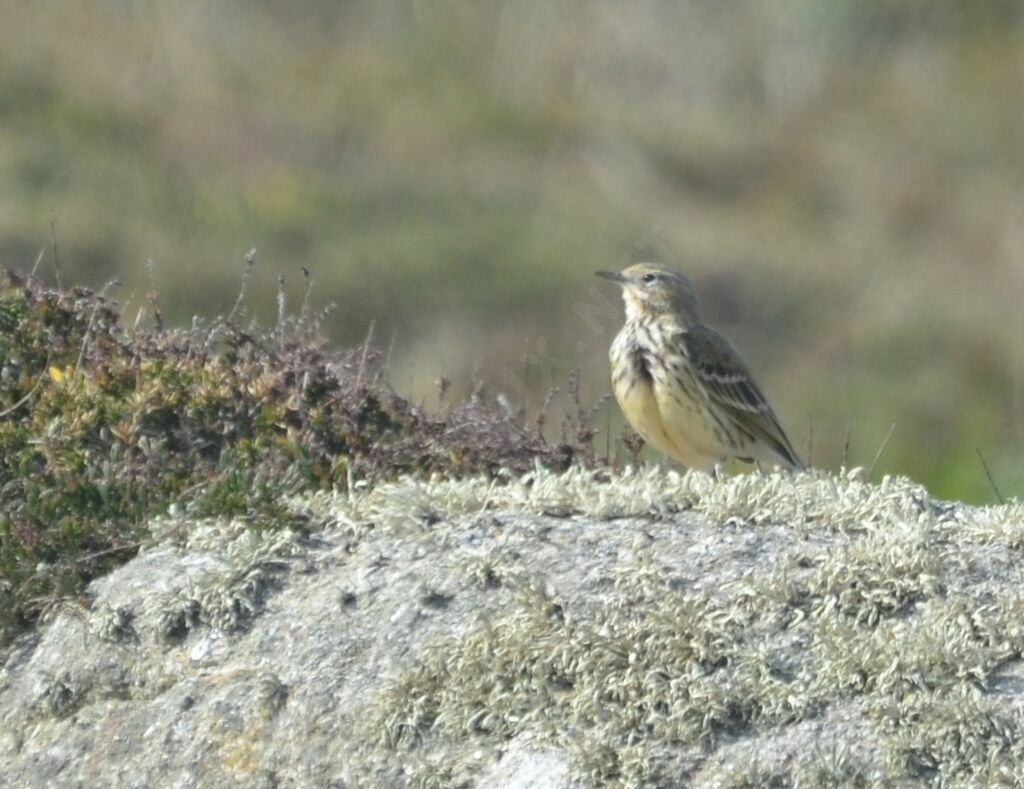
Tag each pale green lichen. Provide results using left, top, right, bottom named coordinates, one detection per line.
left=312, top=464, right=950, bottom=538
left=92, top=604, right=137, bottom=644
left=877, top=689, right=1024, bottom=783
left=33, top=670, right=81, bottom=719
left=141, top=517, right=306, bottom=636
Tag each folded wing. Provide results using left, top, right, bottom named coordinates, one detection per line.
left=680, top=326, right=804, bottom=470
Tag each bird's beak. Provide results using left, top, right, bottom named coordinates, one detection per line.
left=595, top=270, right=626, bottom=284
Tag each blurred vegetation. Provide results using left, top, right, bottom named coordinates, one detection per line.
left=1, top=0, right=1022, bottom=501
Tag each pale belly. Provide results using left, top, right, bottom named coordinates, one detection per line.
left=613, top=371, right=722, bottom=472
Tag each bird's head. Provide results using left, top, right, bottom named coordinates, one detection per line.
left=595, top=263, right=702, bottom=326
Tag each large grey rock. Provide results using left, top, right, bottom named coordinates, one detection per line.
left=2, top=467, right=1023, bottom=787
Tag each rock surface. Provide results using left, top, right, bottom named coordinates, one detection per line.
left=2, top=467, right=1024, bottom=787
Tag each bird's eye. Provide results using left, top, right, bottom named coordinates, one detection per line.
left=641, top=273, right=657, bottom=284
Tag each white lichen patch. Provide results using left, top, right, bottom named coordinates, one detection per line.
left=955, top=501, right=1024, bottom=548
left=139, top=518, right=306, bottom=635
left=311, top=464, right=954, bottom=537
left=91, top=604, right=137, bottom=644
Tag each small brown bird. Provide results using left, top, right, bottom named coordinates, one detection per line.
left=597, top=263, right=803, bottom=473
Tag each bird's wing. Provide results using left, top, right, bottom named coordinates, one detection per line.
left=679, top=326, right=804, bottom=469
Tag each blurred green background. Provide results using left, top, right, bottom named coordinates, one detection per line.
left=2, top=1, right=1022, bottom=501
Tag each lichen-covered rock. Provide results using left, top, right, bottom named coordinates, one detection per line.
left=2, top=467, right=1024, bottom=787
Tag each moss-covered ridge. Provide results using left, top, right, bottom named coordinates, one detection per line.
left=3, top=457, right=1023, bottom=784
left=322, top=466, right=1024, bottom=786
left=0, top=269, right=591, bottom=644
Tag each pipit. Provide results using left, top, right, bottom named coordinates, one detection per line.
left=596, top=263, right=803, bottom=473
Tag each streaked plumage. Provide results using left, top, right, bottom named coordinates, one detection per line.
left=597, top=263, right=803, bottom=473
